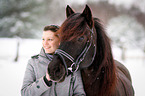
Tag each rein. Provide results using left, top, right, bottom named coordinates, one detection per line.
left=54, top=28, right=96, bottom=75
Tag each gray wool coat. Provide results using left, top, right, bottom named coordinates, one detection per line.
left=21, top=48, right=86, bottom=96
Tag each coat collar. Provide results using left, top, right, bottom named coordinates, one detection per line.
left=39, top=47, right=53, bottom=64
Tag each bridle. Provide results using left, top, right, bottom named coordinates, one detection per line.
left=54, top=27, right=96, bottom=75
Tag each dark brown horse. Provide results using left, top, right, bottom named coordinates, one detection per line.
left=48, top=5, right=134, bottom=96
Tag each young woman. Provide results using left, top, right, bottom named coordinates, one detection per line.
left=21, top=25, right=86, bottom=96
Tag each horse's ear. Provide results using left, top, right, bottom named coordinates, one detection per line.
left=66, top=5, right=75, bottom=18
left=81, top=5, right=93, bottom=28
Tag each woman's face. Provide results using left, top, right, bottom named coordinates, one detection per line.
left=42, top=30, right=60, bottom=54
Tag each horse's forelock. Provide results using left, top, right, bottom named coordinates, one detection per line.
left=59, top=13, right=89, bottom=42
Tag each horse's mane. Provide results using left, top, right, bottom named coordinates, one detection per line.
left=58, top=13, right=116, bottom=95
left=93, top=18, right=117, bottom=95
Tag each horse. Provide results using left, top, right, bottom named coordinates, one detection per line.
left=47, top=5, right=134, bottom=96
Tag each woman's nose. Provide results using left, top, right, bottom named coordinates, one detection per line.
left=44, top=40, right=49, bottom=45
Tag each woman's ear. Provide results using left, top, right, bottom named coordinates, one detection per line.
left=66, top=5, right=75, bottom=18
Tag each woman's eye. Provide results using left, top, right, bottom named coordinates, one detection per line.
left=78, top=36, right=84, bottom=42
left=48, top=39, right=53, bottom=41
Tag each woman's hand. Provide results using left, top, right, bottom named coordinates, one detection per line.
left=44, top=71, right=52, bottom=87
left=46, top=72, right=51, bottom=81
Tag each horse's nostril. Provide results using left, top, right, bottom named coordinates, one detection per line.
left=54, top=67, right=61, bottom=77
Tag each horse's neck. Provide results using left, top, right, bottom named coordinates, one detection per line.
left=81, top=68, right=100, bottom=95
left=81, top=67, right=98, bottom=85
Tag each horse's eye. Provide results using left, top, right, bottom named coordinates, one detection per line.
left=78, top=36, right=84, bottom=42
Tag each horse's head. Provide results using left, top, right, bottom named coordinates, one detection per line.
left=48, top=5, right=97, bottom=82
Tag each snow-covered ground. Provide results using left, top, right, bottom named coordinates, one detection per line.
left=0, top=38, right=42, bottom=96
left=0, top=38, right=144, bottom=96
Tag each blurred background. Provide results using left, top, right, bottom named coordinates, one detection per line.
left=0, top=0, right=145, bottom=96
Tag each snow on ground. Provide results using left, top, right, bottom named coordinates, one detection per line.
left=125, top=58, right=145, bottom=96
left=0, top=58, right=27, bottom=96
left=0, top=38, right=41, bottom=96
left=0, top=38, right=145, bottom=96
